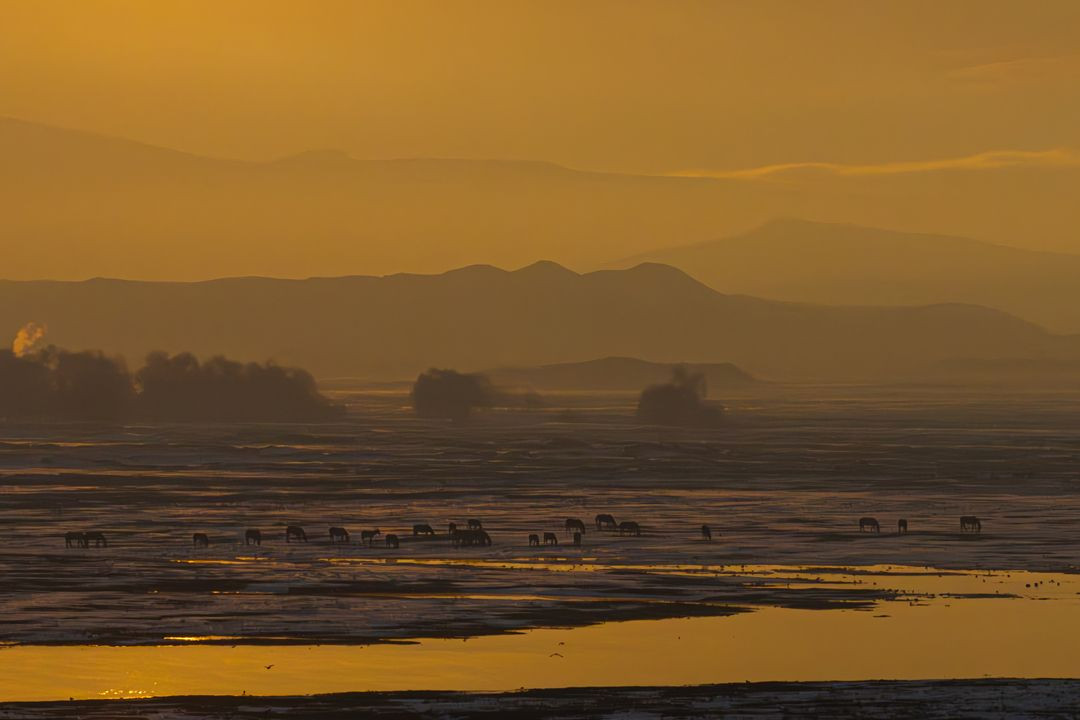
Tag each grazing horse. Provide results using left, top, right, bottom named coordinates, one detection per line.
left=329, top=526, right=350, bottom=543
left=360, top=528, right=381, bottom=545
left=618, top=521, right=641, bottom=537
left=452, top=529, right=493, bottom=547
left=572, top=532, right=582, bottom=547
left=245, top=529, right=262, bottom=546
left=413, top=524, right=435, bottom=536
left=84, top=531, right=108, bottom=548
left=385, top=534, right=400, bottom=549
left=64, top=531, right=86, bottom=548
left=528, top=534, right=541, bottom=546
left=286, top=526, right=308, bottom=543
left=565, top=518, right=586, bottom=535
left=960, top=516, right=982, bottom=533
left=898, top=519, right=908, bottom=534
left=543, top=532, right=559, bottom=546
left=595, top=514, right=617, bottom=531
left=467, top=519, right=483, bottom=530
left=701, top=524, right=713, bottom=541
left=858, top=517, right=881, bottom=533
left=192, top=533, right=210, bottom=548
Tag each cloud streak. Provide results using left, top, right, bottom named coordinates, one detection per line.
left=669, top=148, right=1080, bottom=180
left=948, top=55, right=1080, bottom=86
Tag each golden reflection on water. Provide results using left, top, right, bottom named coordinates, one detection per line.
left=2, top=571, right=1080, bottom=702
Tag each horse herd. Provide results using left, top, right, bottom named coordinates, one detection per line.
left=61, top=514, right=983, bottom=550
left=63, top=531, right=108, bottom=548
left=235, top=526, right=401, bottom=548
left=858, top=515, right=983, bottom=534
left=60, top=513, right=669, bottom=550
left=225, top=515, right=646, bottom=550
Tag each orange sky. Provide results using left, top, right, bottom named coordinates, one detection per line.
left=2, top=0, right=1078, bottom=174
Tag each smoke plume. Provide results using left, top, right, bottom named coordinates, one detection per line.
left=11, top=322, right=47, bottom=357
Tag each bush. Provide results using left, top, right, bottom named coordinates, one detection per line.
left=411, top=368, right=495, bottom=421
left=636, top=366, right=722, bottom=427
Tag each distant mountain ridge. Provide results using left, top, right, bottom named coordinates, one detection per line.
left=620, top=218, right=1080, bottom=333
left=4, top=116, right=1080, bottom=282
left=1, top=261, right=1076, bottom=383
left=488, top=356, right=758, bottom=392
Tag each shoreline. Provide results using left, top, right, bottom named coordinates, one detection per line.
left=4, top=679, right=1080, bottom=718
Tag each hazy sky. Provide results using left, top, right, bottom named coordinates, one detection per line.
left=2, top=0, right=1078, bottom=174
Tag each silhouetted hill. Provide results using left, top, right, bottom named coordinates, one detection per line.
left=488, top=357, right=757, bottom=392
left=621, top=219, right=1080, bottom=333
left=4, top=117, right=1080, bottom=282
left=2, top=262, right=1077, bottom=382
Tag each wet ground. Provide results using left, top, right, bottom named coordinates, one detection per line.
left=2, top=386, right=1080, bottom=709
left=1, top=566, right=1079, bottom=701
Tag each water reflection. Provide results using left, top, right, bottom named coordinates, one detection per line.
left=2, top=566, right=1079, bottom=701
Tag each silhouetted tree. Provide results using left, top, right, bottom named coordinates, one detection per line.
left=0, top=350, right=52, bottom=417
left=636, top=366, right=722, bottom=427
left=411, top=368, right=495, bottom=421
left=43, top=347, right=134, bottom=420
left=0, top=347, right=341, bottom=421
left=136, top=351, right=342, bottom=421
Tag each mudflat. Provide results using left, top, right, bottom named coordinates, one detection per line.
left=2, top=386, right=1080, bottom=709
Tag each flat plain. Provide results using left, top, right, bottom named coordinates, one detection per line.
left=2, top=385, right=1080, bottom=714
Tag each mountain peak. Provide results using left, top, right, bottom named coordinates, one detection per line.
left=618, top=262, right=706, bottom=285
left=513, top=260, right=580, bottom=278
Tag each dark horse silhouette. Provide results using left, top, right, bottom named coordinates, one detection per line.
left=543, top=532, right=559, bottom=545
left=572, top=531, right=582, bottom=547
left=360, top=528, right=381, bottom=545
left=960, top=516, right=982, bottom=533
left=565, top=518, right=586, bottom=535
left=859, top=517, right=881, bottom=533
left=413, top=524, right=435, bottom=536
left=448, top=522, right=458, bottom=535
left=618, top=521, right=641, bottom=536
left=898, top=519, right=908, bottom=534
left=286, top=526, right=308, bottom=543
left=329, top=526, right=350, bottom=543
left=84, top=531, right=108, bottom=547
left=701, top=524, right=713, bottom=541
left=64, top=531, right=86, bottom=548
left=385, top=534, right=400, bottom=549
left=245, top=529, right=262, bottom=545
left=467, top=519, right=483, bottom=530
left=528, top=534, right=540, bottom=546
left=595, top=514, right=617, bottom=531
left=452, top=529, right=492, bottom=547
left=192, top=533, right=210, bottom=548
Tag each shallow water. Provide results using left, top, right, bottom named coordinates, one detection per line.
left=3, top=566, right=1079, bottom=702
left=7, top=391, right=1080, bottom=698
